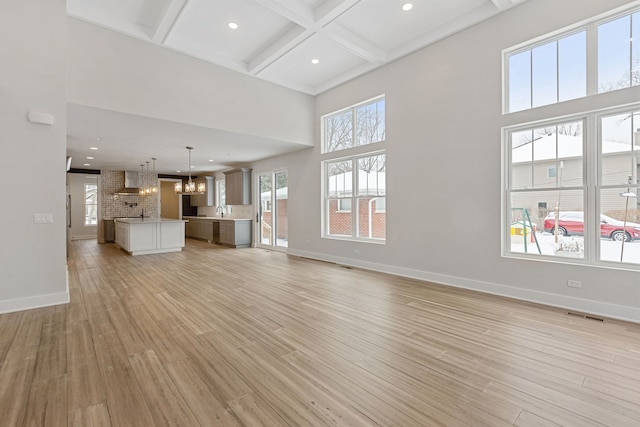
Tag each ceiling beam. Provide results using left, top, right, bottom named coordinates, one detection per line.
left=251, top=0, right=316, bottom=28
left=247, top=26, right=313, bottom=75
left=315, top=0, right=362, bottom=26
left=152, top=0, right=188, bottom=44
left=319, top=23, right=385, bottom=64
left=491, top=0, right=519, bottom=11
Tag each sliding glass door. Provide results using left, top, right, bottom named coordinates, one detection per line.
left=257, top=170, right=288, bottom=249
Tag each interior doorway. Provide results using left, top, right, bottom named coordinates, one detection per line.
left=159, top=179, right=181, bottom=219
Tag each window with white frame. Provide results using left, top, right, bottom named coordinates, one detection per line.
left=322, top=96, right=386, bottom=242
left=503, top=5, right=640, bottom=268
left=84, top=183, right=98, bottom=226
left=323, top=97, right=385, bottom=153
left=324, top=153, right=386, bottom=241
left=505, top=8, right=639, bottom=113
left=217, top=179, right=226, bottom=208
left=337, top=199, right=352, bottom=212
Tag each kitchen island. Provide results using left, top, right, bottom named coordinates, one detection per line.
left=115, top=218, right=187, bottom=255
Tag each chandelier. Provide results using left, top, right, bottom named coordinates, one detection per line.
left=175, top=146, right=204, bottom=194
left=138, top=164, right=146, bottom=196
left=143, top=158, right=158, bottom=195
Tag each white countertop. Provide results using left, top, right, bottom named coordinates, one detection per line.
left=183, top=216, right=251, bottom=221
left=114, top=217, right=187, bottom=224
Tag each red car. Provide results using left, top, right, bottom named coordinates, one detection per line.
left=543, top=211, right=640, bottom=242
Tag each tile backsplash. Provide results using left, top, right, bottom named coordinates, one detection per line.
left=100, top=170, right=159, bottom=219
left=198, top=204, right=252, bottom=219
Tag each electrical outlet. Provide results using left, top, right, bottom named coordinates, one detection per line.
left=567, top=280, right=581, bottom=288
left=34, top=213, right=53, bottom=224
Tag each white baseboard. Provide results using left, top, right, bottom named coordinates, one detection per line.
left=0, top=269, right=70, bottom=314
left=288, top=248, right=640, bottom=324
left=71, top=234, right=97, bottom=240
left=0, top=291, right=70, bottom=314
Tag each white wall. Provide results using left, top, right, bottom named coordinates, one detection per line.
left=67, top=18, right=315, bottom=148
left=68, top=173, right=98, bottom=240
left=251, top=0, right=640, bottom=322
left=0, top=0, right=68, bottom=312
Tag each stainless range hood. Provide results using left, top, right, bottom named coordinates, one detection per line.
left=113, top=171, right=141, bottom=195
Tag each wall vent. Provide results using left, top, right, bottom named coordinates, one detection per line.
left=567, top=312, right=605, bottom=322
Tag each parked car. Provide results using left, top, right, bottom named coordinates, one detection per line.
left=543, top=211, right=640, bottom=242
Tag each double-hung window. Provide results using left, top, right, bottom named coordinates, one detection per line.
left=503, top=5, right=640, bottom=267
left=322, top=96, right=386, bottom=242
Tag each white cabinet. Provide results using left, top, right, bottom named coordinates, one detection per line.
left=190, top=176, right=215, bottom=207
left=224, top=168, right=251, bottom=205
left=115, top=219, right=186, bottom=255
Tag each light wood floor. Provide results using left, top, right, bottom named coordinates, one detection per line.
left=2, top=240, right=640, bottom=426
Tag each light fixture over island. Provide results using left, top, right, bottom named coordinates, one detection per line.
left=114, top=217, right=187, bottom=255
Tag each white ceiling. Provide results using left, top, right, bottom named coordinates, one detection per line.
left=66, top=0, right=527, bottom=174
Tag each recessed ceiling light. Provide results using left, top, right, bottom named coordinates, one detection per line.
left=190, top=165, right=195, bottom=168
left=90, top=147, right=99, bottom=150
left=83, top=163, right=91, bottom=166
left=228, top=22, right=238, bottom=30
left=86, top=156, right=94, bottom=160
left=311, top=58, right=320, bottom=65
left=402, top=3, right=413, bottom=11
left=96, top=137, right=102, bottom=141
left=176, top=170, right=181, bottom=173
left=209, top=159, right=214, bottom=162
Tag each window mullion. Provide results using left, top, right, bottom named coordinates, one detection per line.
left=529, top=50, right=533, bottom=110
left=586, top=21, right=598, bottom=96
left=352, top=158, right=357, bottom=238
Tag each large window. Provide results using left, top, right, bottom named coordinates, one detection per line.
left=322, top=96, right=386, bottom=242
left=84, top=183, right=97, bottom=226
left=325, top=153, right=386, bottom=241
left=323, top=97, right=385, bottom=152
left=503, top=5, right=640, bottom=268
left=508, top=31, right=586, bottom=112
left=505, top=8, right=640, bottom=113
left=217, top=179, right=226, bottom=209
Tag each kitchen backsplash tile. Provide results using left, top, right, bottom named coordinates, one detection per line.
left=100, top=171, right=159, bottom=219
left=198, top=204, right=252, bottom=219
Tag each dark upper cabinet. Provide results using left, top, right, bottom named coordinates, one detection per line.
left=224, top=168, right=251, bottom=205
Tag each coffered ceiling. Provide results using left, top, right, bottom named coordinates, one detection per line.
left=67, top=0, right=527, bottom=95
left=66, top=0, right=527, bottom=173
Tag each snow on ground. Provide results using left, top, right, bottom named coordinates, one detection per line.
left=510, top=232, right=640, bottom=264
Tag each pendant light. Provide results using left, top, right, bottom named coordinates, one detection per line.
left=139, top=164, right=145, bottom=196
left=151, top=158, right=158, bottom=194
left=145, top=161, right=151, bottom=195
left=175, top=146, right=203, bottom=194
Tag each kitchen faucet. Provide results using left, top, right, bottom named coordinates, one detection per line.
left=216, top=206, right=224, bottom=218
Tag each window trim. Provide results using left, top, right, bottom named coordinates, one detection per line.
left=502, top=102, right=640, bottom=270
left=84, top=182, right=98, bottom=226
left=322, top=149, right=386, bottom=244
left=337, top=198, right=352, bottom=212
left=502, top=3, right=640, bottom=114
left=321, top=94, right=385, bottom=154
